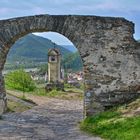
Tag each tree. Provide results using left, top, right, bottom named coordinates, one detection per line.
left=62, top=52, right=83, bottom=72
left=5, top=69, right=36, bottom=93
left=38, top=64, right=48, bottom=75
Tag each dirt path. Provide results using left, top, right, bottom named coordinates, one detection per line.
left=0, top=98, right=102, bottom=140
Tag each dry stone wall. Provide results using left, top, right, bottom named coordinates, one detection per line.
left=0, top=14, right=139, bottom=116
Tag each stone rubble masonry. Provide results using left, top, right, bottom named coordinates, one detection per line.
left=0, top=14, right=140, bottom=116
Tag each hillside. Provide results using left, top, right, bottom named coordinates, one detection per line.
left=5, top=34, right=83, bottom=71
left=7, top=34, right=72, bottom=62
left=62, top=52, right=83, bottom=71
left=61, top=45, right=77, bottom=52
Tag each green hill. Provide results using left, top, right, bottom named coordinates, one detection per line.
left=62, top=52, right=83, bottom=71
left=61, top=45, right=77, bottom=52
left=7, top=34, right=71, bottom=62
left=5, top=34, right=83, bottom=71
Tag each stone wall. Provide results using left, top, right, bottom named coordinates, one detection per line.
left=0, top=14, right=139, bottom=116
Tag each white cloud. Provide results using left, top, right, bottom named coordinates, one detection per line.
left=33, top=32, right=73, bottom=45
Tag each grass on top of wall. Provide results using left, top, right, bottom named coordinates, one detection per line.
left=80, top=100, right=140, bottom=140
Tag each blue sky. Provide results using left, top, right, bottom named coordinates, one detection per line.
left=0, top=0, right=140, bottom=45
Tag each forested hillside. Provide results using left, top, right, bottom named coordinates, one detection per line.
left=7, top=34, right=71, bottom=62
left=4, top=34, right=83, bottom=71
left=62, top=52, right=83, bottom=71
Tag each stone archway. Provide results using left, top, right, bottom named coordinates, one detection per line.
left=0, top=14, right=140, bottom=116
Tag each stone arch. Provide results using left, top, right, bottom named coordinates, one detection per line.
left=0, top=14, right=140, bottom=116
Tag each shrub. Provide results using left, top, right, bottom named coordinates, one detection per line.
left=5, top=69, right=36, bottom=92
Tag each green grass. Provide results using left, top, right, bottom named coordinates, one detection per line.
left=30, top=87, right=83, bottom=99
left=7, top=99, right=32, bottom=113
left=80, top=108, right=140, bottom=140
left=33, top=88, right=67, bottom=97
left=7, top=85, right=83, bottom=100
left=6, top=82, right=84, bottom=100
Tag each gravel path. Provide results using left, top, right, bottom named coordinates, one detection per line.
left=0, top=98, right=102, bottom=140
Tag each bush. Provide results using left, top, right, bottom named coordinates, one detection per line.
left=5, top=69, right=36, bottom=92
